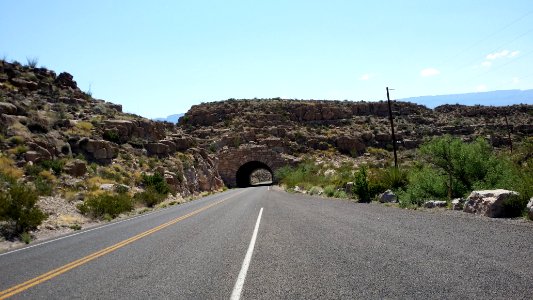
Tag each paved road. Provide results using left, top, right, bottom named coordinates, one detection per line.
left=0, top=187, right=532, bottom=299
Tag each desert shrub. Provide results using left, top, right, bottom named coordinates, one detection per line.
left=398, top=166, right=448, bottom=207
left=0, top=182, right=47, bottom=236
left=26, top=57, right=38, bottom=68
left=72, top=121, right=93, bottom=136
left=333, top=190, right=348, bottom=198
left=134, top=188, right=166, bottom=207
left=308, top=186, right=323, bottom=195
left=0, top=156, right=23, bottom=181
left=78, top=192, right=133, bottom=219
left=323, top=185, right=336, bottom=197
left=354, top=166, right=371, bottom=203
left=39, top=159, right=64, bottom=176
left=103, top=130, right=120, bottom=143
left=275, top=161, right=328, bottom=188
left=9, top=145, right=28, bottom=156
left=141, top=173, right=170, bottom=195
left=34, top=176, right=54, bottom=196
left=114, top=184, right=129, bottom=194
left=419, top=136, right=504, bottom=199
left=8, top=136, right=25, bottom=145
left=25, top=163, right=44, bottom=177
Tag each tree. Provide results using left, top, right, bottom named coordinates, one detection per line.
left=420, top=135, right=496, bottom=199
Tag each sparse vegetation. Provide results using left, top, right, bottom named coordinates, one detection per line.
left=0, top=181, right=47, bottom=238
left=26, top=57, right=39, bottom=68
left=78, top=192, right=133, bottom=219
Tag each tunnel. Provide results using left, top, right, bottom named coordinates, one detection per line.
left=235, top=161, right=273, bottom=188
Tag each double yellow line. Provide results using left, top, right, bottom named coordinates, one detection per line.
left=0, top=191, right=241, bottom=299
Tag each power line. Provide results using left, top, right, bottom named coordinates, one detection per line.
left=445, top=10, right=533, bottom=63
left=455, top=27, right=533, bottom=71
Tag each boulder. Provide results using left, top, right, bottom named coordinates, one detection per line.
left=379, top=190, right=397, bottom=203
left=145, top=142, right=170, bottom=156
left=0, top=102, right=17, bottom=115
left=78, top=139, right=118, bottom=162
left=63, top=159, right=87, bottom=177
left=54, top=72, right=77, bottom=89
left=24, top=151, right=40, bottom=162
left=424, top=200, right=447, bottom=208
left=463, top=189, right=519, bottom=218
left=527, top=197, right=533, bottom=220
left=451, top=198, right=466, bottom=210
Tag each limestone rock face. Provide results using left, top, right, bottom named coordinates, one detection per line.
left=463, top=189, right=519, bottom=218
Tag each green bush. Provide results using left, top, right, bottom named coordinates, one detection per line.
left=323, top=185, right=336, bottom=197
left=34, top=176, right=54, bottom=196
left=103, top=130, right=120, bottom=144
left=134, top=188, right=166, bottom=207
left=275, top=161, right=329, bottom=189
left=354, top=166, right=371, bottom=203
left=78, top=193, right=133, bottom=219
left=0, top=183, right=47, bottom=236
left=398, top=166, right=448, bottom=207
left=141, top=173, right=170, bottom=195
left=40, top=160, right=64, bottom=176
left=333, top=190, right=348, bottom=199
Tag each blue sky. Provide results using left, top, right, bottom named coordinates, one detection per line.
left=2, top=0, right=532, bottom=118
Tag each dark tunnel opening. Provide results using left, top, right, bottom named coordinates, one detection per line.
left=235, top=161, right=273, bottom=188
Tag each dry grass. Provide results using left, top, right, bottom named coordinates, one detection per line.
left=0, top=156, right=24, bottom=179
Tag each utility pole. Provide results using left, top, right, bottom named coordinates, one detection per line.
left=386, top=87, right=398, bottom=168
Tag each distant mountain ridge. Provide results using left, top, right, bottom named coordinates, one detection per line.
left=154, top=113, right=184, bottom=123
left=401, top=89, right=533, bottom=108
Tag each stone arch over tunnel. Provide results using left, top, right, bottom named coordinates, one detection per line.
left=217, top=145, right=298, bottom=188
left=236, top=161, right=273, bottom=187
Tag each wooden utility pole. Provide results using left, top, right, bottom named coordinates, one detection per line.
left=386, top=87, right=398, bottom=168
left=504, top=115, right=513, bottom=154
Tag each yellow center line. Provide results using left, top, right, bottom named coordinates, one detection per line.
left=0, top=190, right=245, bottom=299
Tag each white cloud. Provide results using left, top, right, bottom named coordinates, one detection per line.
left=486, top=49, right=520, bottom=60
left=420, top=68, right=440, bottom=77
left=512, top=77, right=520, bottom=84
left=481, top=61, right=492, bottom=68
left=359, top=74, right=371, bottom=80
left=476, top=84, right=488, bottom=92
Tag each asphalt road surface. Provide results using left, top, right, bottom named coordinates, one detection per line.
left=1, top=187, right=532, bottom=299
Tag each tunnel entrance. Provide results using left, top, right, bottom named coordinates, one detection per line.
left=236, top=161, right=273, bottom=188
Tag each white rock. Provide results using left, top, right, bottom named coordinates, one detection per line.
left=463, top=189, right=519, bottom=218
left=451, top=198, right=465, bottom=210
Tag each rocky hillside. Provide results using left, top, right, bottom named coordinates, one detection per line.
left=0, top=60, right=223, bottom=244
left=180, top=98, right=532, bottom=156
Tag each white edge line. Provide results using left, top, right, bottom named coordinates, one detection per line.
left=230, top=207, right=263, bottom=300
left=0, top=189, right=239, bottom=257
